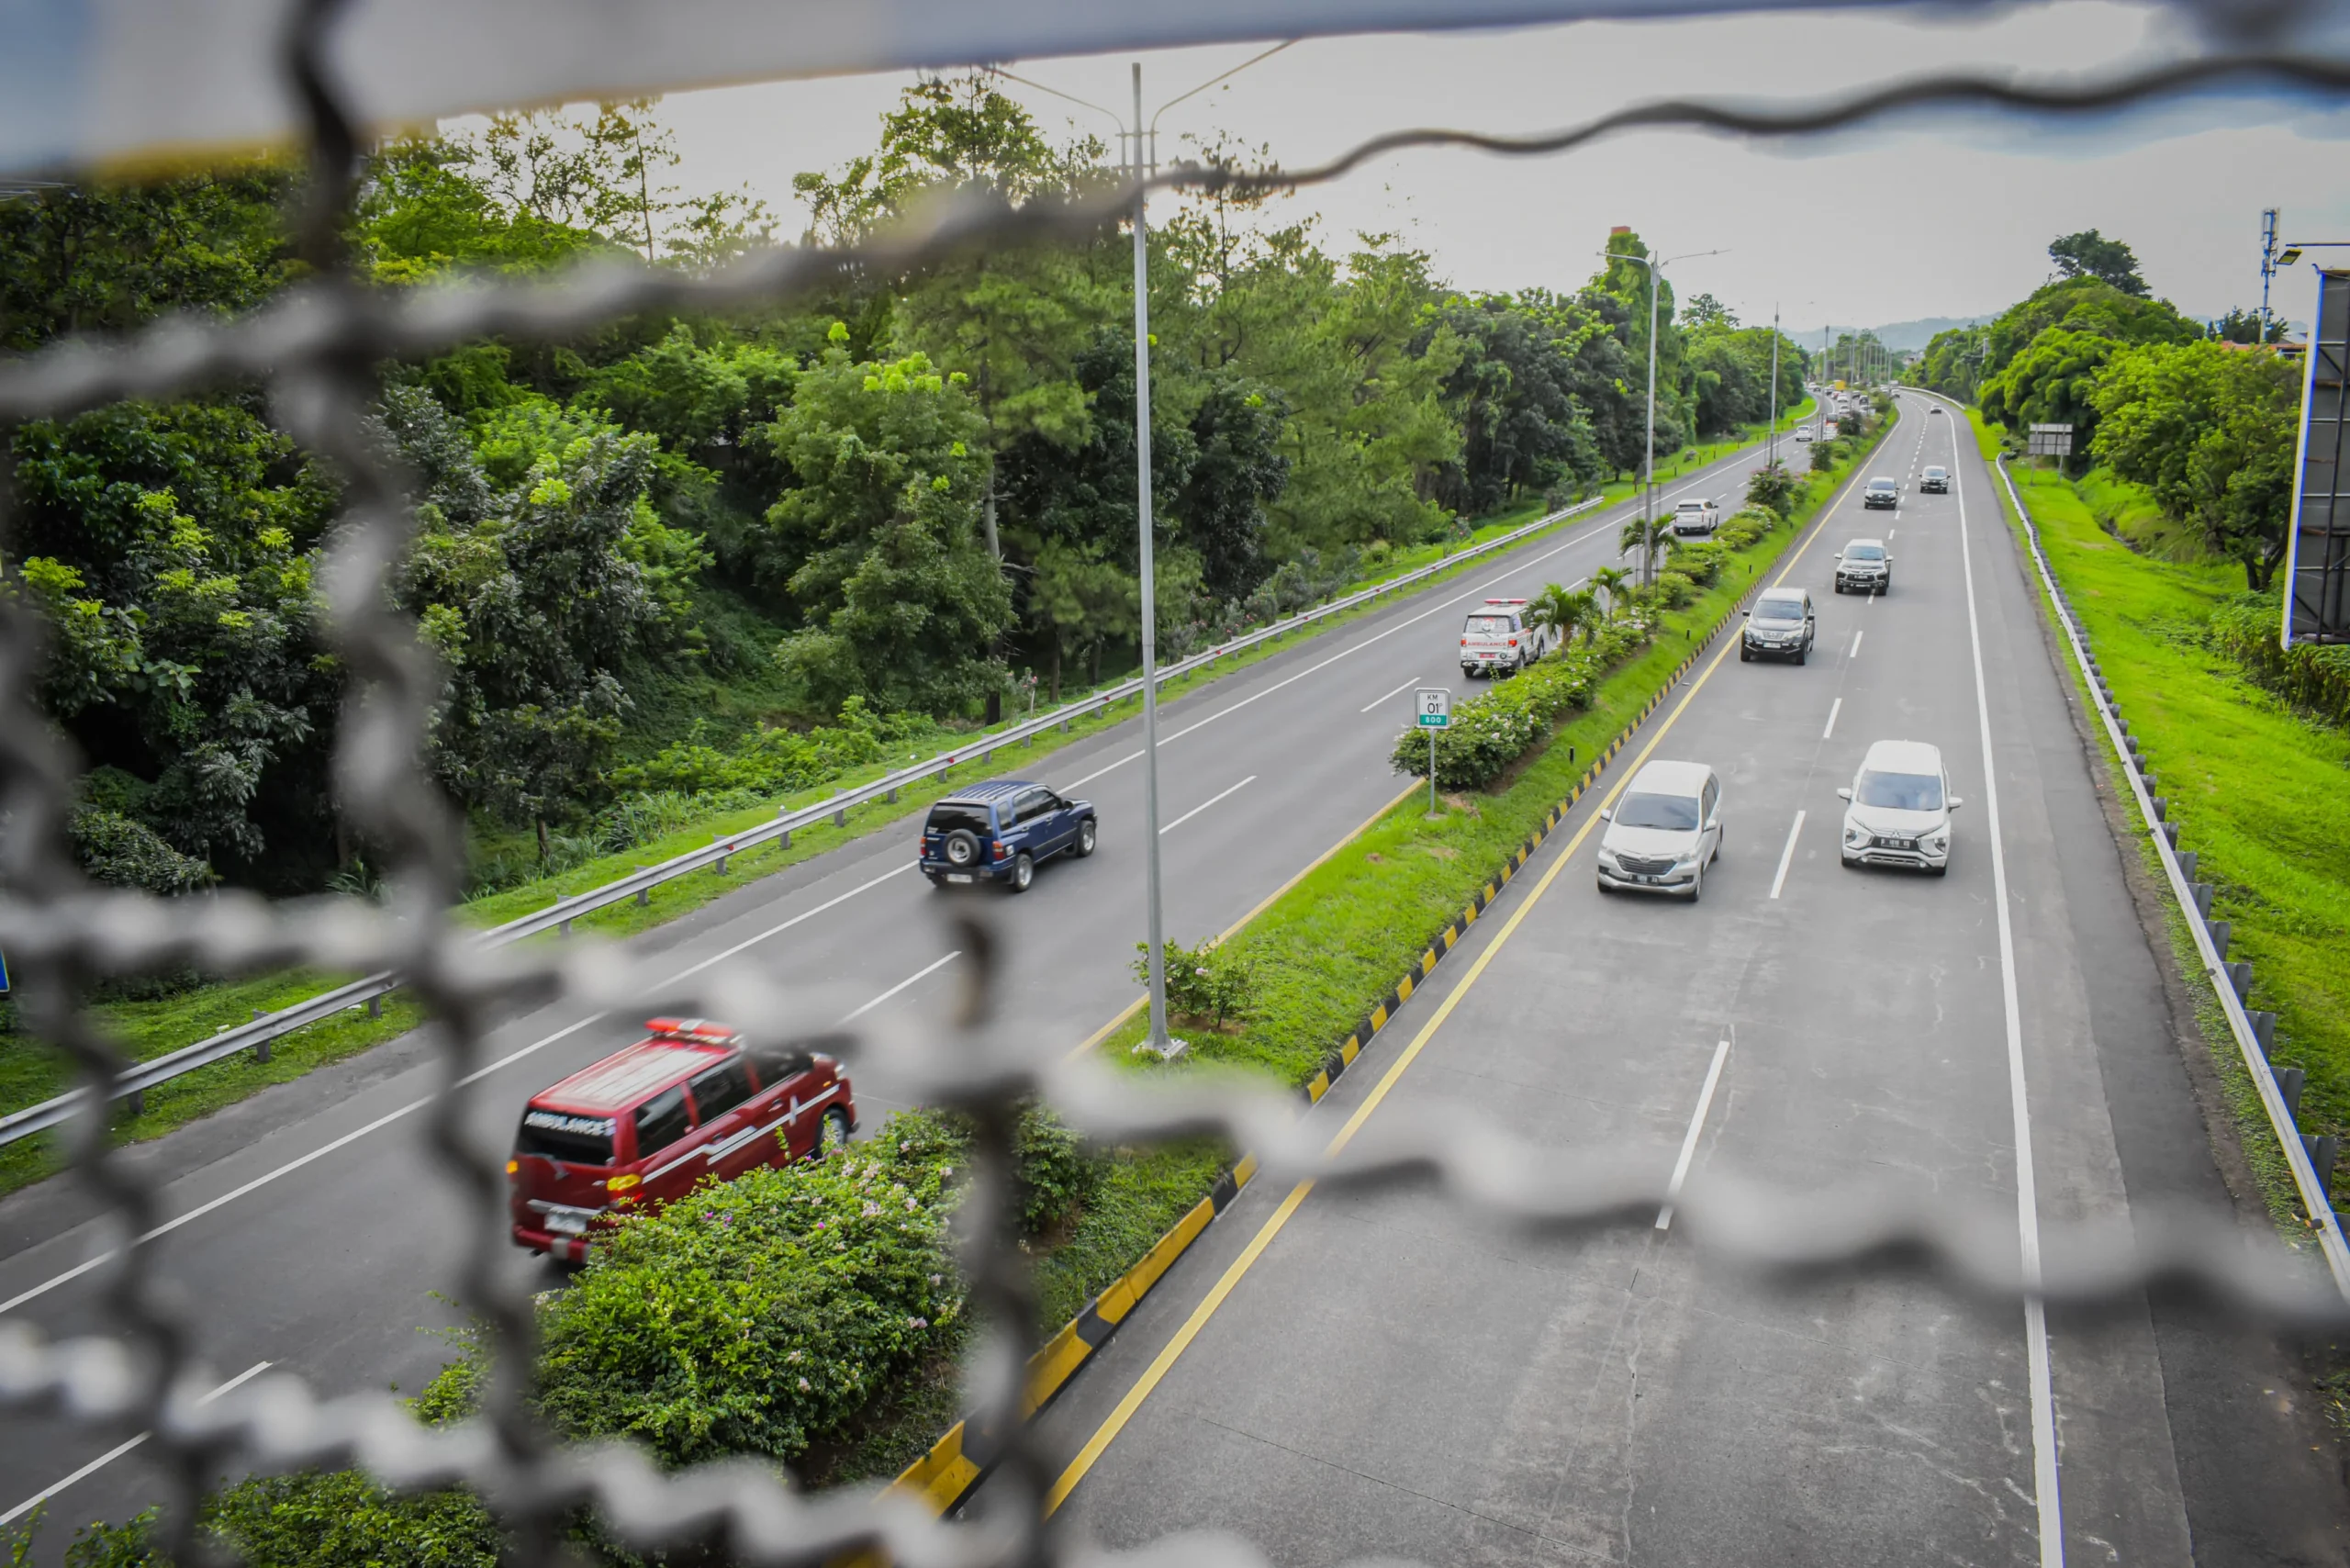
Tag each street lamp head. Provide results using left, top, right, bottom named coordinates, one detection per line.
left=2278, top=247, right=2305, bottom=267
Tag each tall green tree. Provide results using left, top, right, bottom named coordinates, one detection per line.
left=2048, top=229, right=2149, bottom=297
left=2089, top=340, right=2301, bottom=588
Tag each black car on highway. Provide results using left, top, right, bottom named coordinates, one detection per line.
left=1920, top=465, right=1949, bottom=493
left=919, top=778, right=1097, bottom=892
left=1740, top=588, right=1817, bottom=664
left=1863, top=477, right=1899, bottom=510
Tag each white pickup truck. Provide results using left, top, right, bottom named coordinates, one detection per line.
left=1459, top=597, right=1550, bottom=678
left=1672, top=497, right=1720, bottom=537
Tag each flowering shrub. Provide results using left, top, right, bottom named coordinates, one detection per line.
left=1133, top=936, right=1259, bottom=1028
left=531, top=1109, right=968, bottom=1468
left=1389, top=617, right=1651, bottom=790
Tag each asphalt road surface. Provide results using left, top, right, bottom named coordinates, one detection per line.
left=987, top=397, right=2350, bottom=1566
left=0, top=431, right=1807, bottom=1540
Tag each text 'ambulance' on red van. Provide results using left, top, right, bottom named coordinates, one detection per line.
left=507, top=1018, right=856, bottom=1260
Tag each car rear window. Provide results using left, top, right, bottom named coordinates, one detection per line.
left=1616, top=791, right=1701, bottom=830
left=1754, top=597, right=1805, bottom=622
left=516, top=1108, right=614, bottom=1167
left=1676, top=500, right=1707, bottom=511
left=1856, top=769, right=1944, bottom=811
left=1464, top=615, right=1516, bottom=634
left=925, top=803, right=992, bottom=835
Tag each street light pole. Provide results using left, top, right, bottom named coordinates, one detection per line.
left=1603, top=242, right=1723, bottom=587
left=1128, top=62, right=1175, bottom=1058
left=1767, top=304, right=1781, bottom=470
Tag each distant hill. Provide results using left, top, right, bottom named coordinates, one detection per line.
left=1790, top=316, right=1992, bottom=353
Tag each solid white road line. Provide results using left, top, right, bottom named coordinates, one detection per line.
left=838, top=951, right=959, bottom=1025
left=1849, top=629, right=1864, bottom=660
left=1360, top=676, right=1425, bottom=713
left=1159, top=776, right=1256, bottom=835
left=1953, top=414, right=2065, bottom=1565
left=1656, top=1034, right=1731, bottom=1230
left=0, top=1361, right=272, bottom=1525
left=1822, top=698, right=1842, bottom=740
left=1768, top=810, right=1806, bottom=901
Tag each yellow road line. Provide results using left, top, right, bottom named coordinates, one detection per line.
left=1043, top=452, right=1863, bottom=1515
left=1065, top=780, right=1419, bottom=1060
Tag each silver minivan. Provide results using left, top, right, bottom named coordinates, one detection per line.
left=1838, top=739, right=1963, bottom=875
left=1595, top=759, right=1723, bottom=902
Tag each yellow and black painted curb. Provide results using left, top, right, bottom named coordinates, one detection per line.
left=883, top=584, right=1766, bottom=1519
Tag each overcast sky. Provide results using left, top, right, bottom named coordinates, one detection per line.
left=636, top=0, right=2348, bottom=336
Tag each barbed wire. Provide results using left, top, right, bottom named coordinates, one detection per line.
left=1, top=5, right=2344, bottom=1564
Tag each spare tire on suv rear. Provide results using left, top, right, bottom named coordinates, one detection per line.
left=942, top=829, right=981, bottom=868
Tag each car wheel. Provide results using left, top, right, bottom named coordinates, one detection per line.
left=1687, top=864, right=1704, bottom=903
left=1929, top=862, right=1949, bottom=878
left=1595, top=877, right=1613, bottom=896
left=1074, top=817, right=1097, bottom=857
left=1740, top=645, right=1752, bottom=662
left=811, top=1108, right=850, bottom=1160
left=1007, top=852, right=1035, bottom=893
left=1795, top=647, right=1807, bottom=666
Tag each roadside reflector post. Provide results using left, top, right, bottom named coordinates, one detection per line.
left=834, top=808, right=846, bottom=828
left=367, top=994, right=382, bottom=1020
left=252, top=1008, right=271, bottom=1062
left=712, top=836, right=733, bottom=876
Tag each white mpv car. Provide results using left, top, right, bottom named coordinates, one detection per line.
left=1595, top=760, right=1723, bottom=901
left=1838, top=739, right=1963, bottom=875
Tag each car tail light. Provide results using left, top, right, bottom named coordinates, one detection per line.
left=506, top=1159, right=519, bottom=1175
left=992, top=840, right=1007, bottom=857
left=1507, top=637, right=1518, bottom=646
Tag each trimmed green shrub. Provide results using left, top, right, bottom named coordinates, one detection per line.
left=1652, top=570, right=1697, bottom=610
left=1389, top=617, right=1652, bottom=790
left=531, top=1108, right=967, bottom=1469
left=1133, top=936, right=1259, bottom=1029
left=1013, top=1103, right=1104, bottom=1236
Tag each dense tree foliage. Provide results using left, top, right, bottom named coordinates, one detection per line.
left=1944, top=228, right=2300, bottom=591
left=1, top=82, right=1804, bottom=894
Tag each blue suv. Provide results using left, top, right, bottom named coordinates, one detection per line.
left=918, top=778, right=1098, bottom=892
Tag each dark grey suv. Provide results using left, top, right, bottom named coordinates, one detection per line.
left=1740, top=588, right=1817, bottom=663
left=1863, top=476, right=1899, bottom=510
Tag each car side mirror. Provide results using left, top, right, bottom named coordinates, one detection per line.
left=1599, top=808, right=1613, bottom=823
left=1742, top=610, right=1751, bottom=618
left=1835, top=787, right=1852, bottom=801
left=1948, top=796, right=1965, bottom=810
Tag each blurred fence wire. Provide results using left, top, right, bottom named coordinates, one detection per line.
left=5, top=4, right=2350, bottom=1564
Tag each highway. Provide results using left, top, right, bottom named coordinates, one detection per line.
left=0, top=431, right=1804, bottom=1540
left=989, top=398, right=2350, bottom=1564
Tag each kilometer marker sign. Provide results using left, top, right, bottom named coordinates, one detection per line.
left=1416, top=688, right=1450, bottom=815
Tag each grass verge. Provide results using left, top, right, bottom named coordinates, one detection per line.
left=1966, top=408, right=2348, bottom=1223
left=0, top=407, right=1816, bottom=1200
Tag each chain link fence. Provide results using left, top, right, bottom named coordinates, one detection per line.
left=5, top=4, right=2350, bottom=1563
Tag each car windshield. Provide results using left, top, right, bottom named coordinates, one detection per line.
left=1846, top=543, right=1886, bottom=561
left=1465, top=615, right=1515, bottom=634
left=515, top=1109, right=613, bottom=1167
left=1616, top=790, right=1702, bottom=831
left=1868, top=480, right=1896, bottom=492
left=1855, top=769, right=1944, bottom=811
left=1925, top=467, right=1946, bottom=477
left=1754, top=598, right=1805, bottom=622
left=926, top=804, right=991, bottom=835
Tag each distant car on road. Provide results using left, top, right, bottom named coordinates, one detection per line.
left=509, top=1018, right=856, bottom=1261
left=1920, top=465, right=1950, bottom=494
left=1460, top=597, right=1550, bottom=678
left=1863, top=476, right=1900, bottom=510
left=1595, top=759, right=1723, bottom=902
left=1928, top=405, right=1945, bottom=415
left=1834, top=538, right=1892, bottom=595
left=1673, top=497, right=1721, bottom=536
left=1741, top=588, right=1816, bottom=664
left=920, top=778, right=1097, bottom=891
left=1838, top=739, right=1963, bottom=876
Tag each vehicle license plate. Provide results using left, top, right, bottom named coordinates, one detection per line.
left=1884, top=837, right=1915, bottom=850
left=947, top=873, right=973, bottom=884
left=545, top=1212, right=588, bottom=1237
left=1636, top=874, right=1662, bottom=884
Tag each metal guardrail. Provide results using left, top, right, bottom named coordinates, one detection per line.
left=0, top=490, right=1633, bottom=1148
left=1963, top=409, right=2350, bottom=1300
